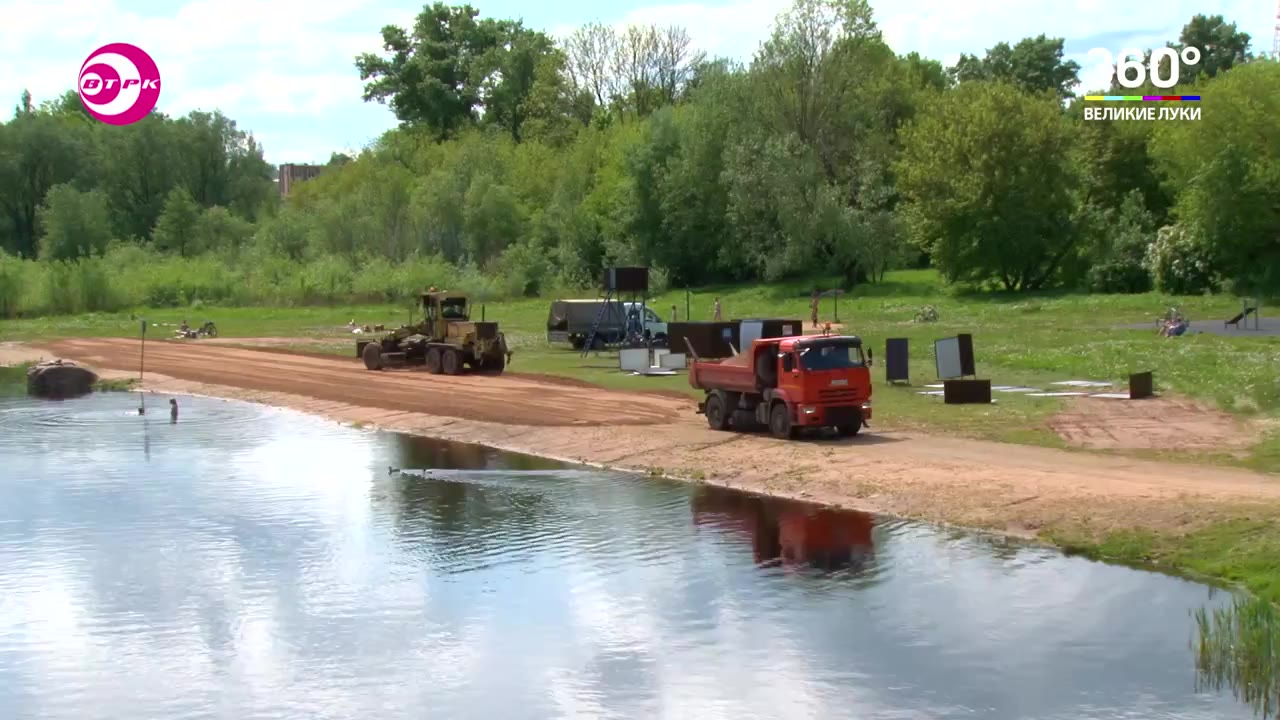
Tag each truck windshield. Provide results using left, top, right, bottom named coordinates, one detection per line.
left=440, top=299, right=468, bottom=319
left=799, top=343, right=863, bottom=371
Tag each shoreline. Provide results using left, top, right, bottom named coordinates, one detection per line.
left=7, top=340, right=1280, bottom=564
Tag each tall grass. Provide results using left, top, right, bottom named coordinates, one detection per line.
left=0, top=246, right=566, bottom=318
left=1196, top=596, right=1280, bottom=718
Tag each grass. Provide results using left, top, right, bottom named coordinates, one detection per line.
left=4, top=269, right=1276, bottom=463
left=6, top=271, right=1280, bottom=695
left=1195, top=595, right=1280, bottom=719
left=1052, top=518, right=1280, bottom=603
left=0, top=362, right=137, bottom=395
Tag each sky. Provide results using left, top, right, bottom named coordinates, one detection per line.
left=0, top=0, right=1273, bottom=165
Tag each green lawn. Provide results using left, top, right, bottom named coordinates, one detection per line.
left=7, top=271, right=1280, bottom=644
left=5, top=269, right=1276, bottom=467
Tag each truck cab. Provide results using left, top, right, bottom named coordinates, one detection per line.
left=689, top=334, right=872, bottom=439
left=770, top=335, right=871, bottom=434
left=546, top=299, right=668, bottom=349
left=624, top=302, right=667, bottom=342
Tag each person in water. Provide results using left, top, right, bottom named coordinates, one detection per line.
left=169, top=398, right=178, bottom=423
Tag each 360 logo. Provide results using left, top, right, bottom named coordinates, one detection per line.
left=1086, top=46, right=1203, bottom=89
left=78, top=43, right=161, bottom=125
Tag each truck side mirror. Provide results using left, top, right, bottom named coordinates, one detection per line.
left=781, top=354, right=795, bottom=373
left=867, top=349, right=874, bottom=366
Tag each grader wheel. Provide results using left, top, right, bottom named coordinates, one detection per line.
left=424, top=348, right=443, bottom=374
left=475, top=353, right=505, bottom=375
left=441, top=348, right=462, bottom=375
left=362, top=342, right=383, bottom=371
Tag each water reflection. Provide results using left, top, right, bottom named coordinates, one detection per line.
left=1196, top=595, right=1280, bottom=718
left=690, top=485, right=875, bottom=573
left=387, top=433, right=562, bottom=473
left=0, top=394, right=1264, bottom=719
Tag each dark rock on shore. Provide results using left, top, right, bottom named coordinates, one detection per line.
left=27, top=359, right=98, bottom=399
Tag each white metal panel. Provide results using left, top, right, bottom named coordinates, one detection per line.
left=739, top=321, right=763, bottom=348
left=935, top=337, right=963, bottom=379
left=619, top=348, right=650, bottom=372
left=659, top=352, right=687, bottom=369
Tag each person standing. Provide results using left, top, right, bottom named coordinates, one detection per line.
left=712, top=297, right=722, bottom=321
left=169, top=398, right=178, bottom=423
left=810, top=289, right=820, bottom=329
left=671, top=304, right=678, bottom=322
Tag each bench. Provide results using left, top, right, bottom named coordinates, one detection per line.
left=1226, top=307, right=1257, bottom=328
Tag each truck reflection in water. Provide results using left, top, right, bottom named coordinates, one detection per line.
left=691, top=485, right=875, bottom=573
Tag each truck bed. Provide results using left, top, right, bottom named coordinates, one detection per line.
left=689, top=352, right=758, bottom=394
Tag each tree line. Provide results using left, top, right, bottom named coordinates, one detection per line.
left=0, top=0, right=1276, bottom=319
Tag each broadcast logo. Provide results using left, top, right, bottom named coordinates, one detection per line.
left=1082, top=46, right=1202, bottom=122
left=78, top=43, right=162, bottom=126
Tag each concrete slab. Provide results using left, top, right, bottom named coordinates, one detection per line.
left=1117, top=317, right=1280, bottom=337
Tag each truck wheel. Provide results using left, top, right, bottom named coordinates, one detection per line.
left=483, top=353, right=506, bottom=375
left=442, top=349, right=461, bottom=375
left=705, top=392, right=729, bottom=431
left=837, top=423, right=862, bottom=437
left=362, top=342, right=383, bottom=371
left=769, top=402, right=795, bottom=440
left=425, top=348, right=443, bottom=374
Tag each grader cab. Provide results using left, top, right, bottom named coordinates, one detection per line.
left=357, top=292, right=510, bottom=375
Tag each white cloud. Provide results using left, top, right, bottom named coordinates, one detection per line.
left=0, top=0, right=403, bottom=124
left=551, top=0, right=1269, bottom=94
left=0, top=0, right=1271, bottom=162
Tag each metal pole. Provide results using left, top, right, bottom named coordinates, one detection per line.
left=834, top=291, right=839, bottom=323
left=482, top=304, right=486, bottom=322
left=138, top=319, right=146, bottom=414
left=685, top=289, right=690, bottom=325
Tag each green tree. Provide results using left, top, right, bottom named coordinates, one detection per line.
left=1079, top=190, right=1155, bottom=293
left=0, top=107, right=93, bottom=257
left=356, top=3, right=498, bottom=138
left=896, top=81, right=1079, bottom=290
left=95, top=113, right=184, bottom=241
left=949, top=34, right=1080, bottom=99
left=1145, top=224, right=1217, bottom=295
left=356, top=3, right=557, bottom=141
left=194, top=206, right=254, bottom=255
left=1176, top=14, right=1252, bottom=80
left=173, top=110, right=274, bottom=218
left=462, top=174, right=522, bottom=263
left=477, top=24, right=561, bottom=141
left=900, top=52, right=946, bottom=91
left=152, top=186, right=201, bottom=257
left=35, top=184, right=113, bottom=260
left=1149, top=61, right=1280, bottom=292
left=518, top=49, right=593, bottom=146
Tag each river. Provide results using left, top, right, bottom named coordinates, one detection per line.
left=0, top=392, right=1255, bottom=719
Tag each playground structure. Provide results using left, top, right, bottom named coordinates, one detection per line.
left=1225, top=298, right=1262, bottom=331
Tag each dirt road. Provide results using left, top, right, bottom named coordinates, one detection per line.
left=35, top=338, right=684, bottom=427
left=17, top=338, right=1280, bottom=540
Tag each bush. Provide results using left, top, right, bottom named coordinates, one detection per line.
left=0, top=251, right=24, bottom=317
left=1146, top=224, right=1218, bottom=295
left=0, top=246, right=600, bottom=320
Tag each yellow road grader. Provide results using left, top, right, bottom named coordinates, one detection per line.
left=356, top=291, right=511, bottom=375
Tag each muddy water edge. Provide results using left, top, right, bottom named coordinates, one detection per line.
left=0, top=389, right=1273, bottom=719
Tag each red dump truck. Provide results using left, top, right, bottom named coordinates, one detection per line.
left=687, top=333, right=873, bottom=440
